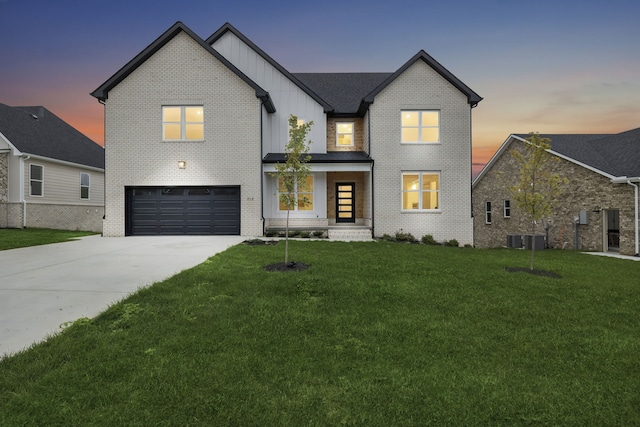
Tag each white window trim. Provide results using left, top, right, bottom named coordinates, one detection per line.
left=29, top=164, right=44, bottom=197
left=336, top=122, right=355, bottom=146
left=401, top=171, right=441, bottom=212
left=401, top=110, right=440, bottom=144
left=504, top=200, right=511, bottom=218
left=162, top=105, right=204, bottom=141
left=80, top=172, right=90, bottom=200
left=485, top=201, right=492, bottom=224
left=277, top=175, right=315, bottom=212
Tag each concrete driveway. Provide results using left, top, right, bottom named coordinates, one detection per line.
left=0, top=235, right=245, bottom=358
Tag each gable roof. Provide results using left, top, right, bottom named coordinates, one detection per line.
left=294, top=73, right=392, bottom=116
left=473, top=128, right=640, bottom=187
left=361, top=50, right=483, bottom=114
left=0, top=104, right=104, bottom=169
left=206, top=23, right=333, bottom=113
left=91, top=22, right=275, bottom=113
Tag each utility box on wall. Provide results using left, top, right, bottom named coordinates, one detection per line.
left=579, top=210, right=589, bottom=225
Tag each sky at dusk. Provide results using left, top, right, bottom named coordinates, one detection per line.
left=1, top=0, right=639, bottom=176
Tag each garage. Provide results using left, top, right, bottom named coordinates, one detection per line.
left=125, top=186, right=240, bottom=235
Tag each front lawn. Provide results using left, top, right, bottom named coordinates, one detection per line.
left=0, top=228, right=97, bottom=251
left=1, top=242, right=638, bottom=425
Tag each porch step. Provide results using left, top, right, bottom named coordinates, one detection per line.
left=328, top=228, right=373, bottom=241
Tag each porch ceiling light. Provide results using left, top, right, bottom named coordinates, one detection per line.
left=178, top=161, right=186, bottom=169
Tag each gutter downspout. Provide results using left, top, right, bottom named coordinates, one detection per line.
left=260, top=104, right=265, bottom=236
left=21, top=154, right=30, bottom=228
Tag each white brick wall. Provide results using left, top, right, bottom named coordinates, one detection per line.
left=370, top=60, right=473, bottom=244
left=103, top=31, right=263, bottom=236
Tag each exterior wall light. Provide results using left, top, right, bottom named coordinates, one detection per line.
left=178, top=161, right=186, bottom=169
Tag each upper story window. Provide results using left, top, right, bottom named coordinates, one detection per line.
left=485, top=201, right=492, bottom=224
left=336, top=122, right=354, bottom=146
left=80, top=173, right=90, bottom=199
left=504, top=200, right=511, bottom=218
left=401, top=172, right=439, bottom=210
left=30, top=164, right=43, bottom=197
left=278, top=176, right=314, bottom=211
left=401, top=110, right=439, bottom=143
left=162, top=106, right=204, bottom=141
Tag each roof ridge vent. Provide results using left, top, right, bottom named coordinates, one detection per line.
left=31, top=114, right=38, bottom=120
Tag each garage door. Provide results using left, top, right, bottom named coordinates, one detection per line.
left=125, top=186, right=240, bottom=235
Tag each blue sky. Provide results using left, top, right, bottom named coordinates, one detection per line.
left=1, top=0, right=638, bottom=171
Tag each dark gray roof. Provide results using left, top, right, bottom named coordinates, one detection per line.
left=0, top=104, right=104, bottom=169
left=92, top=22, right=275, bottom=113
left=263, top=151, right=372, bottom=163
left=515, top=128, right=640, bottom=177
left=294, top=73, right=391, bottom=115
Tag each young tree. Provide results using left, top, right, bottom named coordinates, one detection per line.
left=509, top=132, right=566, bottom=270
left=273, top=115, right=313, bottom=264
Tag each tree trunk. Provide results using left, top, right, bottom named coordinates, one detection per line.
left=284, top=206, right=290, bottom=264
left=530, top=220, right=536, bottom=271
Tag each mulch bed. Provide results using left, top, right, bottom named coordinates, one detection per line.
left=243, top=239, right=278, bottom=246
left=263, top=262, right=310, bottom=272
left=504, top=267, right=562, bottom=279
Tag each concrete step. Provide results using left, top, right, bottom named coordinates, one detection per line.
left=328, top=228, right=373, bottom=241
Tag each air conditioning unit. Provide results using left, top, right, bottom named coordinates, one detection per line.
left=507, top=234, right=523, bottom=248
left=524, top=234, right=545, bottom=250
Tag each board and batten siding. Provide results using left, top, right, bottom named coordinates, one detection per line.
left=24, top=159, right=104, bottom=206
left=211, top=32, right=327, bottom=155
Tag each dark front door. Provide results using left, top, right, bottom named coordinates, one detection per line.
left=336, top=183, right=355, bottom=223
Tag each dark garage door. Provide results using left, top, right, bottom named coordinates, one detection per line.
left=126, top=186, right=240, bottom=235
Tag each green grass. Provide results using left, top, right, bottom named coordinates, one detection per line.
left=1, top=242, right=639, bottom=425
left=0, top=228, right=97, bottom=251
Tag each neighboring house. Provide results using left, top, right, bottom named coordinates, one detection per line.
left=91, top=21, right=481, bottom=242
left=0, top=104, right=105, bottom=232
left=472, top=128, right=640, bottom=256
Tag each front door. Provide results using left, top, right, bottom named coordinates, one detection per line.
left=336, top=183, right=355, bottom=223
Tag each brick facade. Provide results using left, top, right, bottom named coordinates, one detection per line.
left=103, top=32, right=263, bottom=237
left=326, top=118, right=365, bottom=152
left=370, top=61, right=473, bottom=244
left=473, top=138, right=637, bottom=255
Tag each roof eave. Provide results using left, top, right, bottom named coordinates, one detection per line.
left=364, top=50, right=483, bottom=107
left=206, top=23, right=333, bottom=113
left=91, top=21, right=275, bottom=112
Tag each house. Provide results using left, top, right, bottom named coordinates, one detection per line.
left=472, top=128, right=640, bottom=256
left=0, top=104, right=105, bottom=232
left=91, top=21, right=481, bottom=242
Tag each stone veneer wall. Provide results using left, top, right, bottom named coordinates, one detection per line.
left=473, top=139, right=636, bottom=255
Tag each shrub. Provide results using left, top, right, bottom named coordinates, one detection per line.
left=265, top=230, right=278, bottom=237
left=395, top=231, right=416, bottom=243
left=299, top=231, right=310, bottom=238
left=444, top=239, right=459, bottom=247
left=421, top=234, right=438, bottom=245
left=381, top=233, right=396, bottom=242
left=312, top=231, right=325, bottom=238
left=288, top=230, right=300, bottom=238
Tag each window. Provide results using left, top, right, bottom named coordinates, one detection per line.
left=402, top=172, right=439, bottom=210
left=485, top=201, right=492, bottom=224
left=504, top=200, right=511, bottom=218
left=401, top=110, right=439, bottom=143
left=162, top=106, right=204, bottom=140
left=336, top=122, right=354, bottom=146
left=80, top=173, right=90, bottom=199
left=278, top=176, right=314, bottom=211
left=30, top=164, right=43, bottom=196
